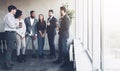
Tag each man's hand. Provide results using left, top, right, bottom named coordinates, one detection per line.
left=33, top=34, right=37, bottom=40
left=21, top=37, right=25, bottom=40
left=56, top=27, right=59, bottom=31
left=47, top=20, right=50, bottom=26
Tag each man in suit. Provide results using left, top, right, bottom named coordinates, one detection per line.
left=24, top=10, right=38, bottom=58
left=53, top=6, right=70, bottom=67
left=47, top=10, right=58, bottom=59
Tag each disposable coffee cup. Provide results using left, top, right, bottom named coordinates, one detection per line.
left=19, top=22, right=22, bottom=28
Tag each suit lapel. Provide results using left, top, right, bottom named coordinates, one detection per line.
left=49, top=16, right=54, bottom=22
left=28, top=17, right=32, bottom=26
left=50, top=17, right=54, bottom=21
left=28, top=17, right=36, bottom=26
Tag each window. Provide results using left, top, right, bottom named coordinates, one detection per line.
left=102, top=0, right=120, bottom=70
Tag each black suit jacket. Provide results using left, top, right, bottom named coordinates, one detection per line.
left=59, top=14, right=70, bottom=39
left=47, top=16, right=57, bottom=35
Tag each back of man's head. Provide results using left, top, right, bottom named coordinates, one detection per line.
left=8, top=5, right=17, bottom=12
left=60, top=6, right=67, bottom=13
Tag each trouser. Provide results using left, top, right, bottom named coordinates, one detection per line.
left=26, top=36, right=37, bottom=54
left=5, top=31, right=16, bottom=64
left=37, top=33, right=45, bottom=55
left=58, top=36, right=69, bottom=63
left=16, top=34, right=26, bottom=56
left=47, top=33, right=56, bottom=56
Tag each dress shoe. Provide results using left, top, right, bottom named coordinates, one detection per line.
left=48, top=55, right=56, bottom=59
left=60, top=62, right=69, bottom=67
left=2, top=63, right=13, bottom=70
left=21, top=54, right=26, bottom=62
left=53, top=59, right=62, bottom=64
left=32, top=54, right=37, bottom=58
left=39, top=55, right=44, bottom=58
left=10, top=62, right=15, bottom=66
left=17, top=55, right=23, bottom=63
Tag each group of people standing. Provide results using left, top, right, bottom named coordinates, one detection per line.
left=2, top=5, right=70, bottom=70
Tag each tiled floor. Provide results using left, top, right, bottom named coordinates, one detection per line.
left=0, top=50, right=74, bottom=71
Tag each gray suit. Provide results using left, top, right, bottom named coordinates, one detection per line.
left=24, top=17, right=37, bottom=36
left=24, top=17, right=38, bottom=55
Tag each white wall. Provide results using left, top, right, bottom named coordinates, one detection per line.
left=0, top=0, right=75, bottom=50
left=0, top=0, right=75, bottom=31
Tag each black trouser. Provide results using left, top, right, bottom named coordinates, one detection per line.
left=58, top=36, right=69, bottom=63
left=5, top=31, right=16, bottom=64
left=47, top=33, right=56, bottom=56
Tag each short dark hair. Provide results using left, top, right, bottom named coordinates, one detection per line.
left=49, top=9, right=54, bottom=13
left=30, top=10, right=35, bottom=15
left=8, top=5, right=17, bottom=12
left=15, top=9, right=22, bottom=18
left=60, top=6, right=67, bottom=12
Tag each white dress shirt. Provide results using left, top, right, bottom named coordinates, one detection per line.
left=29, top=17, right=34, bottom=36
left=4, top=13, right=18, bottom=31
left=47, top=16, right=53, bottom=26
left=30, top=17, right=34, bottom=26
left=16, top=19, right=26, bottom=38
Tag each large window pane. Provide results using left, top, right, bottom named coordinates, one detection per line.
left=102, top=0, right=120, bottom=70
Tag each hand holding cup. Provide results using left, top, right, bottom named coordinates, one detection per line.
left=19, top=22, right=22, bottom=28
left=47, top=20, right=50, bottom=26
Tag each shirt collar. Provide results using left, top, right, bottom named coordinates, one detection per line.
left=62, top=13, right=67, bottom=18
left=8, top=13, right=14, bottom=17
left=50, top=16, right=54, bottom=19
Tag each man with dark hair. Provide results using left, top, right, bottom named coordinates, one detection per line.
left=49, top=9, right=54, bottom=13
left=47, top=9, right=58, bottom=59
left=53, top=6, right=70, bottom=67
left=30, top=10, right=35, bottom=18
left=60, top=6, right=67, bottom=12
left=24, top=10, right=38, bottom=58
left=3, top=5, right=17, bottom=70
left=8, top=5, right=17, bottom=12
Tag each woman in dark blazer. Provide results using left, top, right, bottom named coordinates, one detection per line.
left=37, top=14, right=46, bottom=58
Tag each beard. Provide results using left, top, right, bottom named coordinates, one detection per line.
left=31, top=16, right=35, bottom=18
left=60, top=13, right=63, bottom=17
left=49, top=15, right=52, bottom=17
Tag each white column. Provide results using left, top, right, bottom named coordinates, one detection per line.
left=75, top=0, right=84, bottom=41
left=75, top=0, right=79, bottom=39
left=92, top=0, right=101, bottom=71
left=83, top=0, right=88, bottom=50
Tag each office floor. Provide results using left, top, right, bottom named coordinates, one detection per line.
left=0, top=50, right=74, bottom=71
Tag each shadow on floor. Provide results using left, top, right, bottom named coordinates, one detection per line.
left=0, top=50, right=74, bottom=71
